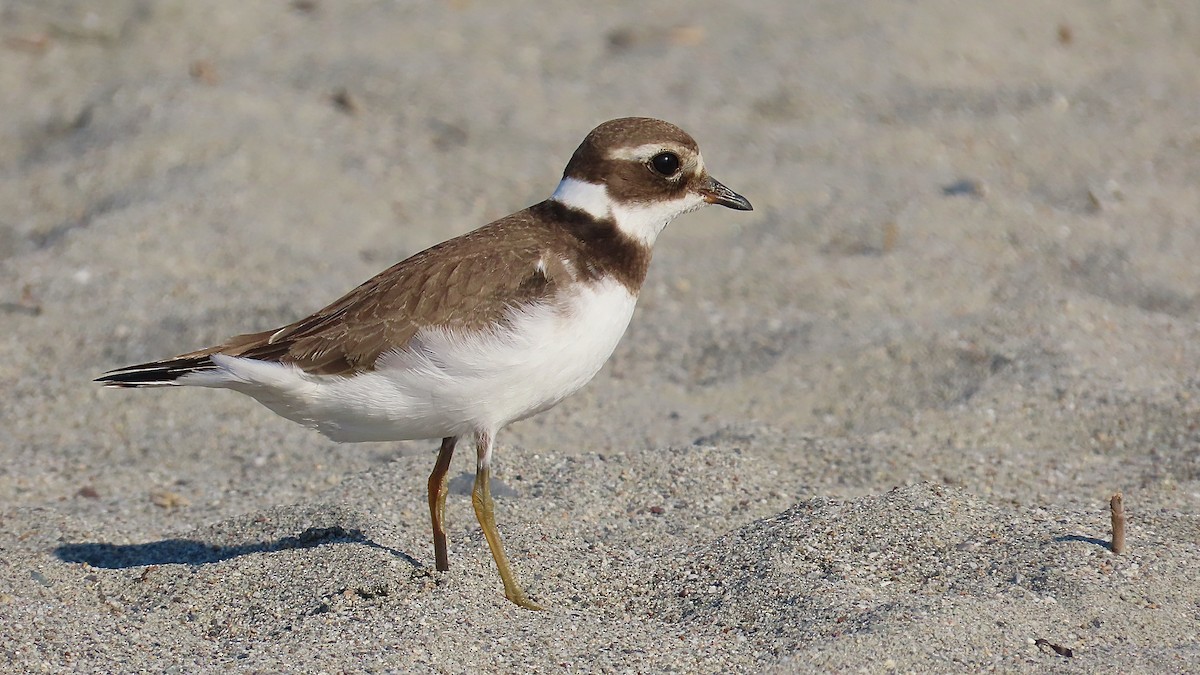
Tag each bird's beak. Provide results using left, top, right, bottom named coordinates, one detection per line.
left=697, top=175, right=753, bottom=211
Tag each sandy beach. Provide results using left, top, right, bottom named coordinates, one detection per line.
left=2, top=1, right=1199, bottom=671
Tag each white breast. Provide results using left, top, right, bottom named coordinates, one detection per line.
left=188, top=278, right=638, bottom=442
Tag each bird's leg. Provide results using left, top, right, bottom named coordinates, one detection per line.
left=427, top=436, right=457, bottom=572
left=471, top=429, right=543, bottom=610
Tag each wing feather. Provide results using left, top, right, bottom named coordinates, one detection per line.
left=180, top=212, right=566, bottom=376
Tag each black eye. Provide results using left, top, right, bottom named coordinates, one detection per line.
left=649, top=151, right=680, bottom=176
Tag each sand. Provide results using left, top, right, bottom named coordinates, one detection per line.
left=2, top=0, right=1199, bottom=672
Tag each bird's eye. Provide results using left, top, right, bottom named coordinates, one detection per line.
left=649, top=151, right=681, bottom=177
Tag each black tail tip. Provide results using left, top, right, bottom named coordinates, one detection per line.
left=94, top=356, right=214, bottom=387
left=95, top=371, right=176, bottom=387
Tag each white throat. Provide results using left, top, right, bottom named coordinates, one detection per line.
left=550, top=177, right=708, bottom=247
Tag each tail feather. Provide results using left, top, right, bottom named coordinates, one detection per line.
left=95, top=356, right=218, bottom=388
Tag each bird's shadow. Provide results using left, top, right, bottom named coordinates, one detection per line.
left=54, top=526, right=420, bottom=569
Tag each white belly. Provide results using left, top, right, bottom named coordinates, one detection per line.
left=187, top=278, right=638, bottom=442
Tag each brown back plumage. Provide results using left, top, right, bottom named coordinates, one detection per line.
left=171, top=200, right=648, bottom=376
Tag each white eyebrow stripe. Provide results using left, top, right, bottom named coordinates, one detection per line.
left=608, top=145, right=706, bottom=176
left=607, top=143, right=684, bottom=161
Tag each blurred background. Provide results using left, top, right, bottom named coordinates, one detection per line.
left=3, top=2, right=1200, bottom=670
left=3, top=0, right=1199, bottom=562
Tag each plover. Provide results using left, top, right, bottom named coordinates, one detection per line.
left=97, top=117, right=752, bottom=609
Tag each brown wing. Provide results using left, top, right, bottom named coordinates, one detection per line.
left=180, top=210, right=572, bottom=376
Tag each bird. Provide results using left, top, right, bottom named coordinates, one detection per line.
left=97, top=117, right=753, bottom=609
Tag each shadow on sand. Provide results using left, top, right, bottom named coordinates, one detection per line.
left=54, top=526, right=420, bottom=568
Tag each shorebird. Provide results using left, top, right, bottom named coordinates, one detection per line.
left=97, top=117, right=752, bottom=609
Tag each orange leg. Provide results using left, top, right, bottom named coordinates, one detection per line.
left=427, top=436, right=457, bottom=572
left=471, top=429, right=543, bottom=610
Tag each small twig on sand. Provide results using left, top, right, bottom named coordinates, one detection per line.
left=1110, top=492, right=1126, bottom=554
left=1034, top=638, right=1074, bottom=658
